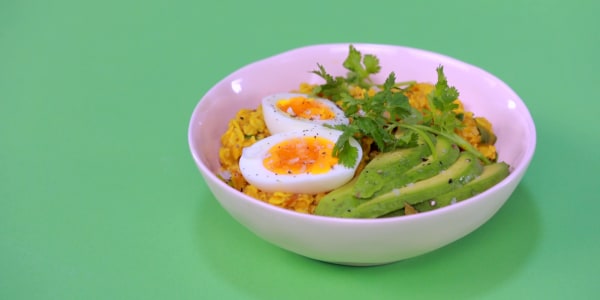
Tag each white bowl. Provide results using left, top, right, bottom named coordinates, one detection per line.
left=188, top=43, right=536, bottom=266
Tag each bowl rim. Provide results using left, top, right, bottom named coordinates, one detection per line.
left=188, top=42, right=537, bottom=224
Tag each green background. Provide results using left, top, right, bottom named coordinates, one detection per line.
left=2, top=0, right=598, bottom=299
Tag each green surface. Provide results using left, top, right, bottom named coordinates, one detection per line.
left=1, top=0, right=598, bottom=299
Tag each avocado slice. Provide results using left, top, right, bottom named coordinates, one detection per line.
left=352, top=142, right=431, bottom=199
left=314, top=177, right=362, bottom=217
left=475, top=117, right=497, bottom=145
left=342, top=152, right=484, bottom=218
left=414, top=161, right=510, bottom=212
left=315, top=137, right=458, bottom=217
left=355, top=136, right=460, bottom=199
left=387, top=137, right=460, bottom=192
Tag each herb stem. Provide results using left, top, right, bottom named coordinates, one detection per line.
left=409, top=124, right=491, bottom=165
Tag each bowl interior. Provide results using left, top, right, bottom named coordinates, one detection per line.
left=190, top=43, right=535, bottom=191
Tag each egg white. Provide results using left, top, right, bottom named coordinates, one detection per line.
left=262, top=92, right=349, bottom=135
left=238, top=127, right=362, bottom=194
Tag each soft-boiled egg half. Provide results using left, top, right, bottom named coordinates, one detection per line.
left=262, top=93, right=349, bottom=135
left=238, top=127, right=362, bottom=194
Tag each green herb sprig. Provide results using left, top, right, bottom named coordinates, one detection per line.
left=310, top=45, right=491, bottom=167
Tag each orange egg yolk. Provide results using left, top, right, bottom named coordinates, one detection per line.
left=263, top=136, right=338, bottom=175
left=276, top=97, right=335, bottom=120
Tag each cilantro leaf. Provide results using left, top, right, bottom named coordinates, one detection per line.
left=342, top=45, right=381, bottom=88
left=330, top=125, right=360, bottom=168
left=404, top=66, right=491, bottom=164
left=310, top=64, right=348, bottom=101
left=337, top=93, right=361, bottom=116
left=424, top=66, right=463, bottom=133
left=342, top=45, right=363, bottom=73
left=334, top=71, right=414, bottom=157
left=363, top=54, right=381, bottom=74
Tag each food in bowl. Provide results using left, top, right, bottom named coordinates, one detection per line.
left=217, top=45, right=509, bottom=218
